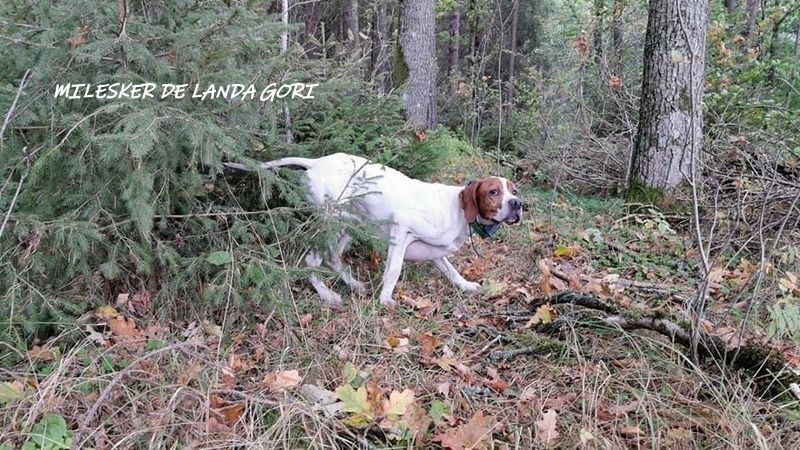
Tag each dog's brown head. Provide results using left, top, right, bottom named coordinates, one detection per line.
left=460, top=177, right=522, bottom=225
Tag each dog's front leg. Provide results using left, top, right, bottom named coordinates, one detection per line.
left=433, top=257, right=481, bottom=292
left=379, top=227, right=412, bottom=306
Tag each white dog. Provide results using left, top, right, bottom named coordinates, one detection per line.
left=225, top=153, right=522, bottom=307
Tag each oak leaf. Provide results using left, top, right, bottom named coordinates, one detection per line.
left=434, top=410, right=494, bottom=450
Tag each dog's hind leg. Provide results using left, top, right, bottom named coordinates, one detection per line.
left=305, top=250, right=343, bottom=307
left=326, top=234, right=366, bottom=295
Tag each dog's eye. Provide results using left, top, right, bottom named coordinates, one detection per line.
left=512, top=189, right=518, bottom=195
left=490, top=189, right=499, bottom=196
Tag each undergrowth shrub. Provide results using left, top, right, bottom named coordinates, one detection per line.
left=0, top=0, right=413, bottom=360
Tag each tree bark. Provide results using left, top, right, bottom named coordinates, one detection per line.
left=611, top=0, right=624, bottom=76
left=448, top=0, right=462, bottom=81
left=343, top=0, right=360, bottom=52
left=725, top=0, right=737, bottom=13
left=401, top=0, right=437, bottom=129
left=741, top=0, right=759, bottom=40
left=593, top=0, right=605, bottom=64
left=507, top=0, right=519, bottom=116
left=371, top=0, right=391, bottom=94
left=304, top=0, right=322, bottom=55
left=631, top=0, right=709, bottom=192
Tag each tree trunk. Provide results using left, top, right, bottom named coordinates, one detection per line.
left=725, top=0, right=737, bottom=13
left=371, top=0, right=391, bottom=94
left=304, top=0, right=321, bottom=55
left=507, top=0, right=519, bottom=116
left=631, top=0, right=709, bottom=193
left=593, top=0, right=604, bottom=65
left=447, top=0, right=461, bottom=81
left=742, top=0, right=759, bottom=39
left=611, top=0, right=624, bottom=76
left=343, top=0, right=360, bottom=52
left=281, top=0, right=293, bottom=144
left=401, top=0, right=437, bottom=129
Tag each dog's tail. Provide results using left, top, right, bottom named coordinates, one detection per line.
left=223, top=156, right=317, bottom=172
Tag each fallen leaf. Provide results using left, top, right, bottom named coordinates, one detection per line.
left=26, top=345, right=58, bottom=362
left=209, top=394, right=245, bottom=427
left=0, top=381, right=24, bottom=404
left=263, top=369, right=301, bottom=392
left=536, top=409, right=559, bottom=446
left=130, top=288, right=151, bottom=316
left=428, top=399, right=452, bottom=426
left=434, top=410, right=493, bottom=450
left=553, top=244, right=580, bottom=258
left=95, top=305, right=120, bottom=320
left=543, top=392, right=577, bottom=409
left=67, top=25, right=90, bottom=49
left=178, top=361, right=203, bottom=385
left=384, top=389, right=415, bottom=418
left=420, top=333, right=441, bottom=357
left=335, top=384, right=374, bottom=426
left=525, top=304, right=555, bottom=328
left=298, top=313, right=313, bottom=327
left=219, top=366, right=236, bottom=387
left=387, top=336, right=410, bottom=354
left=403, top=402, right=432, bottom=443
left=619, top=425, right=642, bottom=437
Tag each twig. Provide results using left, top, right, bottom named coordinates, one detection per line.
left=0, top=69, right=30, bottom=150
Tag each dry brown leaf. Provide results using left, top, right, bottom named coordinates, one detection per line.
left=219, top=366, right=236, bottom=387
left=26, top=345, right=58, bottom=362
left=130, top=288, right=151, bottom=316
left=178, top=361, right=203, bottom=385
left=543, top=392, right=577, bottom=410
left=298, top=313, right=313, bottom=327
left=619, top=425, right=643, bottom=437
left=434, top=410, right=494, bottom=450
left=420, top=333, right=441, bottom=358
left=209, top=394, right=245, bottom=427
left=404, top=402, right=432, bottom=445
left=263, top=369, right=301, bottom=392
left=67, top=25, right=90, bottom=49
left=535, top=409, right=559, bottom=446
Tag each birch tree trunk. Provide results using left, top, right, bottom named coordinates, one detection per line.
left=631, top=0, right=709, bottom=192
left=507, top=0, right=519, bottom=116
left=401, top=0, right=437, bottom=129
left=343, top=0, right=360, bottom=52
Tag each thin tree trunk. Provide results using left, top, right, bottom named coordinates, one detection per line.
left=593, top=0, right=604, bottom=65
left=401, top=0, right=437, bottom=129
left=343, top=0, right=360, bottom=52
left=742, top=0, right=759, bottom=40
left=631, top=0, right=709, bottom=192
left=371, top=0, right=391, bottom=94
left=789, top=21, right=800, bottom=107
left=448, top=1, right=461, bottom=82
left=507, top=0, right=519, bottom=116
left=725, top=0, right=737, bottom=13
left=304, top=0, right=321, bottom=55
left=611, top=0, right=624, bottom=76
left=281, top=0, right=293, bottom=144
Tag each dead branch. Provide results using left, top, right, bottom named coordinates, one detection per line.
left=515, top=291, right=800, bottom=397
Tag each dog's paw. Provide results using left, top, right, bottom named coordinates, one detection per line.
left=379, top=295, right=396, bottom=307
left=320, top=291, right=343, bottom=308
left=461, top=281, right=481, bottom=292
left=350, top=280, right=367, bottom=296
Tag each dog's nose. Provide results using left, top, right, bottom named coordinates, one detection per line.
left=510, top=198, right=522, bottom=210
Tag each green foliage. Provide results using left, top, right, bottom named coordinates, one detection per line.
left=0, top=0, right=413, bottom=354
left=21, top=415, right=73, bottom=450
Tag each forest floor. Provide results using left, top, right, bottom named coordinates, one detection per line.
left=2, top=159, right=800, bottom=449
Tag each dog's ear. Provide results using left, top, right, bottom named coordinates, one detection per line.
left=460, top=180, right=480, bottom=223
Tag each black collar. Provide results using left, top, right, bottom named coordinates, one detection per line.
left=470, top=220, right=502, bottom=238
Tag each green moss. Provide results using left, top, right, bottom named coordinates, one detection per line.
left=391, top=43, right=409, bottom=88
left=626, top=181, right=665, bottom=205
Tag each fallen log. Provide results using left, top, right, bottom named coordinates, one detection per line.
left=501, top=291, right=800, bottom=399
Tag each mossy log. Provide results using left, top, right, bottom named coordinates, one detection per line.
left=531, top=291, right=800, bottom=398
